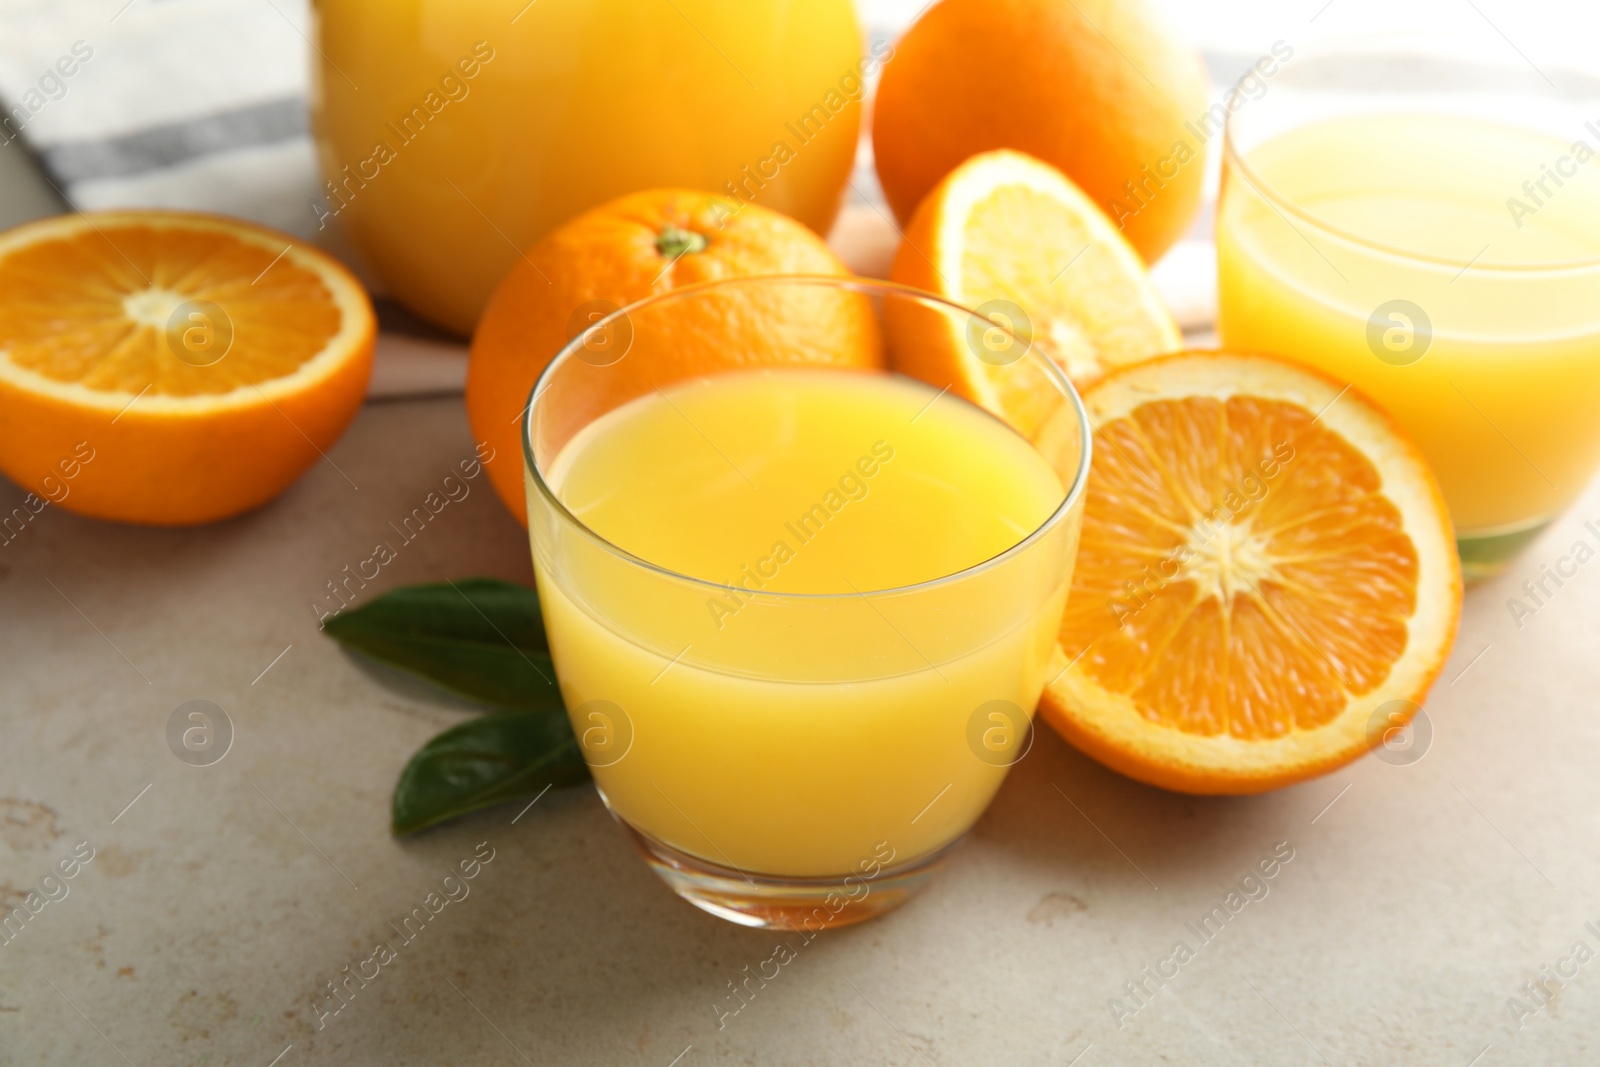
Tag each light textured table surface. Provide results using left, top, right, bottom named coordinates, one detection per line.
left=3, top=396, right=1599, bottom=1066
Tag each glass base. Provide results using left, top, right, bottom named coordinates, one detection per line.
left=1457, top=518, right=1553, bottom=583
left=613, top=816, right=960, bottom=930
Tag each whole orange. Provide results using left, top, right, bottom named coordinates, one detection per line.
left=872, top=0, right=1211, bottom=264
left=465, top=189, right=883, bottom=524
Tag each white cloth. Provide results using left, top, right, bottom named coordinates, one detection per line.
left=0, top=0, right=321, bottom=237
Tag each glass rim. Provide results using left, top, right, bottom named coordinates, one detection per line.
left=1221, top=37, right=1600, bottom=275
left=520, top=274, right=1093, bottom=602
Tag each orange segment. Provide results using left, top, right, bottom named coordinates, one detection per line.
left=0, top=211, right=374, bottom=526
left=1040, top=351, right=1461, bottom=793
left=887, top=149, right=1180, bottom=412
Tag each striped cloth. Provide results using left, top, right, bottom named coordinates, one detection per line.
left=0, top=0, right=320, bottom=238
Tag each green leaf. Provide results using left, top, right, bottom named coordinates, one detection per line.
left=323, top=578, right=562, bottom=712
left=392, top=709, right=590, bottom=835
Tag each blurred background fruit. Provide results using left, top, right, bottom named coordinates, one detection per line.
left=872, top=0, right=1210, bottom=265
left=0, top=211, right=374, bottom=525
left=465, top=189, right=883, bottom=524
left=314, top=0, right=869, bottom=335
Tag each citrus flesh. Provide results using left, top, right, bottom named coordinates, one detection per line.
left=1039, top=352, right=1462, bottom=794
left=0, top=211, right=374, bottom=525
left=888, top=149, right=1180, bottom=423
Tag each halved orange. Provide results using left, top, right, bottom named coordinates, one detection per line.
left=1040, top=351, right=1462, bottom=794
left=0, top=211, right=374, bottom=525
left=887, top=148, right=1180, bottom=419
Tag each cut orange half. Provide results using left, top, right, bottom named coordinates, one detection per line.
left=0, top=211, right=374, bottom=525
left=1039, top=351, right=1462, bottom=794
left=887, top=149, right=1180, bottom=420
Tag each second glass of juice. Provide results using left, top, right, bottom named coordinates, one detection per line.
left=522, top=278, right=1090, bottom=929
left=1217, top=26, right=1600, bottom=578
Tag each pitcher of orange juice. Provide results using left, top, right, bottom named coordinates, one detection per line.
left=310, top=0, right=871, bottom=334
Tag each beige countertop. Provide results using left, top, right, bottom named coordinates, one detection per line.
left=3, top=396, right=1599, bottom=1066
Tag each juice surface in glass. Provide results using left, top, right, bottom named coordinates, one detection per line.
left=1218, top=113, right=1600, bottom=546
left=530, top=368, right=1072, bottom=877
left=313, top=0, right=866, bottom=334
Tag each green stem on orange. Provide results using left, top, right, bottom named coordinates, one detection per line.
left=656, top=225, right=708, bottom=260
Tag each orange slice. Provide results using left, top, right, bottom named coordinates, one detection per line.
left=1040, top=351, right=1461, bottom=794
left=887, top=148, right=1180, bottom=418
left=0, top=211, right=374, bottom=525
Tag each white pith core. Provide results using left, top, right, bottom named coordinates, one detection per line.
left=1177, top=517, right=1277, bottom=603
left=122, top=287, right=185, bottom=329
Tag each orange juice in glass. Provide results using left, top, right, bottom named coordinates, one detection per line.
left=522, top=279, right=1089, bottom=927
left=311, top=0, right=869, bottom=333
left=1217, top=31, right=1600, bottom=578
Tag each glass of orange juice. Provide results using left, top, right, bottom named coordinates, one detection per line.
left=311, top=0, right=869, bottom=334
left=1217, top=26, right=1600, bottom=579
left=521, top=278, right=1089, bottom=928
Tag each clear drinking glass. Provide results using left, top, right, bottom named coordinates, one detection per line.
left=521, top=277, right=1090, bottom=928
left=1217, top=21, right=1600, bottom=579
